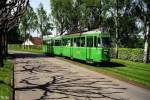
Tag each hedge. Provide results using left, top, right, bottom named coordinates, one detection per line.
left=110, top=48, right=150, bottom=62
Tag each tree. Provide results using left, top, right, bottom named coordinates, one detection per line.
left=0, top=0, right=29, bottom=67
left=37, top=3, right=53, bottom=38
left=50, top=0, right=103, bottom=34
left=19, top=4, right=38, bottom=49
left=50, top=0, right=72, bottom=35
left=131, top=0, right=150, bottom=63
left=101, top=0, right=141, bottom=56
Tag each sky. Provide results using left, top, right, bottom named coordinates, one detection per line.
left=30, top=0, right=51, bottom=14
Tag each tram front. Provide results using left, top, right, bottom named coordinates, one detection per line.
left=101, top=33, right=111, bottom=62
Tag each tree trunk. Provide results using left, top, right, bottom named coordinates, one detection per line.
left=0, top=33, right=2, bottom=67
left=3, top=33, right=7, bottom=59
left=115, top=0, right=119, bottom=58
left=143, top=24, right=150, bottom=63
left=115, top=15, right=118, bottom=58
left=115, top=42, right=118, bottom=58
left=6, top=33, right=8, bottom=56
left=0, top=33, right=4, bottom=67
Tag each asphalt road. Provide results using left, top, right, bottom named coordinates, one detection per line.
left=11, top=51, right=150, bottom=100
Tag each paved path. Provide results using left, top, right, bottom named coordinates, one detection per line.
left=13, top=52, right=150, bottom=100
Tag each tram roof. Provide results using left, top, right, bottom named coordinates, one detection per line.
left=43, top=35, right=54, bottom=40
left=52, top=30, right=110, bottom=40
left=64, top=30, right=110, bottom=37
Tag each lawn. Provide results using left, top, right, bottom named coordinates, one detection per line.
left=58, top=57, right=150, bottom=88
left=98, top=59, right=150, bottom=86
left=87, top=59, right=150, bottom=88
left=9, top=48, right=43, bottom=54
left=8, top=45, right=43, bottom=54
left=0, top=59, right=13, bottom=100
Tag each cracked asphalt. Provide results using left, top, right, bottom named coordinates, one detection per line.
left=11, top=51, right=150, bottom=100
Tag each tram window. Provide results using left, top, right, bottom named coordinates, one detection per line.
left=66, top=39, right=71, bottom=46
left=102, top=37, right=110, bottom=48
left=71, top=38, right=73, bottom=46
left=97, top=37, right=101, bottom=47
left=63, top=39, right=66, bottom=46
left=73, top=38, right=80, bottom=47
left=63, top=39, right=71, bottom=46
left=63, top=39, right=67, bottom=46
left=87, top=37, right=93, bottom=47
left=55, top=40, right=61, bottom=46
left=49, top=40, right=53, bottom=46
left=94, top=36, right=97, bottom=47
left=73, top=38, right=77, bottom=47
left=81, top=37, right=85, bottom=47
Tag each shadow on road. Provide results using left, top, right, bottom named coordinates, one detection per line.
left=15, top=75, right=126, bottom=100
left=14, top=59, right=127, bottom=100
left=9, top=50, right=125, bottom=68
left=97, top=62, right=125, bottom=67
left=9, top=53, right=47, bottom=59
left=60, top=57, right=125, bottom=68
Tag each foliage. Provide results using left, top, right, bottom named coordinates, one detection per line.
left=110, top=48, right=150, bottom=62
left=0, top=59, right=13, bottom=99
left=50, top=0, right=103, bottom=34
left=130, top=0, right=150, bottom=63
left=8, top=28, right=23, bottom=44
left=37, top=3, right=53, bottom=37
left=0, top=0, right=28, bottom=67
left=19, top=5, right=38, bottom=39
left=50, top=0, right=142, bottom=47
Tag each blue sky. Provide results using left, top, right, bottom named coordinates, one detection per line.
left=30, top=0, right=51, bottom=14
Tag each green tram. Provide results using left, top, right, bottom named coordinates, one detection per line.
left=43, top=31, right=110, bottom=62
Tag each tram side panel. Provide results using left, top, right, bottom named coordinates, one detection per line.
left=42, top=44, right=47, bottom=54
left=72, top=47, right=86, bottom=60
left=62, top=46, right=71, bottom=57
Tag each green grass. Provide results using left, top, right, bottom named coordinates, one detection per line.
left=10, top=48, right=43, bottom=54
left=0, top=59, right=13, bottom=100
left=9, top=47, right=43, bottom=54
left=58, top=57, right=150, bottom=88
left=86, top=59, right=150, bottom=87
left=8, top=44, right=43, bottom=54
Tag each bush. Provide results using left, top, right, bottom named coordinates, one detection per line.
left=111, top=48, right=150, bottom=62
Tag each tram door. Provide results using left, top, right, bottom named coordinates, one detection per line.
left=48, top=39, right=53, bottom=55
left=86, top=36, right=93, bottom=61
left=70, top=38, right=73, bottom=58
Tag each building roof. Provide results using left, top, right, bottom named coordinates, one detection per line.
left=22, top=37, right=42, bottom=45
left=22, top=38, right=34, bottom=45
left=31, top=37, right=42, bottom=45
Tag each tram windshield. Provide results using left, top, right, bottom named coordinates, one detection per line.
left=102, top=38, right=110, bottom=48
